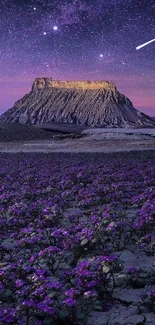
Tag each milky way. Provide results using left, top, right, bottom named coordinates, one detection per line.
left=0, top=0, right=155, bottom=115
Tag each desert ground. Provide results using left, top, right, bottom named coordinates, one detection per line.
left=0, top=128, right=155, bottom=153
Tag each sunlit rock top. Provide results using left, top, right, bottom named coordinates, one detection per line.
left=32, top=77, right=117, bottom=91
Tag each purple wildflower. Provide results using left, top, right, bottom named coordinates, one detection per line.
left=86, top=280, right=98, bottom=288
left=127, top=267, right=137, bottom=273
left=83, top=290, right=98, bottom=298
left=65, top=288, right=79, bottom=297
left=46, top=281, right=62, bottom=289
left=63, top=297, right=76, bottom=307
left=151, top=290, right=155, bottom=297
left=15, top=279, right=24, bottom=288
left=0, top=282, right=4, bottom=292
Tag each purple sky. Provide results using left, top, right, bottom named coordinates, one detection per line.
left=0, top=0, right=155, bottom=116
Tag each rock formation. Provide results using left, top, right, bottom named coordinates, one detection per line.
left=0, top=77, right=155, bottom=128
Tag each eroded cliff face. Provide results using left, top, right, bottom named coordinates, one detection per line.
left=31, top=78, right=117, bottom=91
left=0, top=78, right=155, bottom=128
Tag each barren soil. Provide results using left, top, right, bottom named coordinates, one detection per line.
left=0, top=136, right=155, bottom=153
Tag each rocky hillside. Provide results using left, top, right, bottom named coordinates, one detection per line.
left=0, top=78, right=155, bottom=128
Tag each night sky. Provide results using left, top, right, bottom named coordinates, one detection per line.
left=0, top=0, right=155, bottom=116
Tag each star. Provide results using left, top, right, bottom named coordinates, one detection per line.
left=33, top=7, right=36, bottom=11
left=100, top=54, right=103, bottom=58
left=53, top=26, right=58, bottom=31
left=43, top=32, right=47, bottom=35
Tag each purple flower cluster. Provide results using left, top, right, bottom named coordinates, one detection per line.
left=0, top=151, right=155, bottom=324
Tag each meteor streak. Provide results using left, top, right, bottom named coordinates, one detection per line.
left=136, top=38, right=155, bottom=50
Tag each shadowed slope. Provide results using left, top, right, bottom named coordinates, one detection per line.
left=0, top=122, right=57, bottom=142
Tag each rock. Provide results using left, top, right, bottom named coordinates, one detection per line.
left=27, top=316, right=39, bottom=325
left=63, top=251, right=75, bottom=264
left=87, top=306, right=140, bottom=325
left=118, top=250, right=155, bottom=273
left=63, top=207, right=84, bottom=217
left=43, top=317, right=55, bottom=325
left=46, top=276, right=59, bottom=281
left=145, top=313, right=155, bottom=323
left=4, top=254, right=11, bottom=261
left=1, top=78, right=155, bottom=128
left=138, top=306, right=151, bottom=314
left=3, top=289, right=12, bottom=298
left=140, top=272, right=149, bottom=278
left=1, top=238, right=18, bottom=250
left=32, top=78, right=117, bottom=91
left=59, top=262, right=70, bottom=270
left=117, top=314, right=144, bottom=324
left=113, top=288, right=145, bottom=304
left=118, top=250, right=138, bottom=268
left=125, top=207, right=139, bottom=220
left=102, top=265, right=110, bottom=274
left=81, top=239, right=89, bottom=246
left=114, top=273, right=130, bottom=287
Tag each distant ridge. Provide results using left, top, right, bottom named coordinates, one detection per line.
left=0, top=122, right=87, bottom=142
left=0, top=122, right=57, bottom=142
left=0, top=77, right=155, bottom=128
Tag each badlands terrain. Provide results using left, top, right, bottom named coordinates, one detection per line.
left=0, top=127, right=155, bottom=153
left=0, top=78, right=155, bottom=128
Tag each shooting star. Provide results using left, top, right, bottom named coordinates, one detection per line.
left=136, top=38, right=155, bottom=50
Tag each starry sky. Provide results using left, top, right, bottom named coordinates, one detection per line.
left=0, top=0, right=155, bottom=116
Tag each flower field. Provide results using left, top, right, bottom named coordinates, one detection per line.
left=0, top=151, right=155, bottom=325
